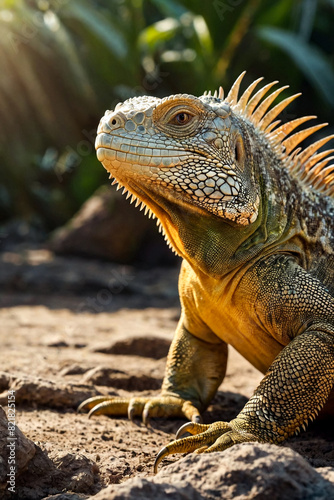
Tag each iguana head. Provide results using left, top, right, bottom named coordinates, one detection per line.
left=96, top=90, right=260, bottom=227
left=95, top=72, right=334, bottom=269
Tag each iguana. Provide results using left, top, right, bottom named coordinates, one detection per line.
left=79, top=72, right=334, bottom=472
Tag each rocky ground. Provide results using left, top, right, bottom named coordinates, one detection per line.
left=0, top=245, right=334, bottom=499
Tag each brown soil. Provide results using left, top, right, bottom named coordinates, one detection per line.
left=0, top=247, right=333, bottom=499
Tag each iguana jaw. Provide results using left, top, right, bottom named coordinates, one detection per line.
left=96, top=141, right=264, bottom=276
left=96, top=144, right=221, bottom=257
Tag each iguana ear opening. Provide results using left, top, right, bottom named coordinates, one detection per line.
left=234, top=135, right=245, bottom=166
left=207, top=121, right=260, bottom=226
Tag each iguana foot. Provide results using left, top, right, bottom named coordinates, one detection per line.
left=78, top=395, right=202, bottom=425
left=154, top=420, right=257, bottom=473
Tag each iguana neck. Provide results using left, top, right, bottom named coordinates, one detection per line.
left=154, top=173, right=289, bottom=278
left=158, top=145, right=296, bottom=279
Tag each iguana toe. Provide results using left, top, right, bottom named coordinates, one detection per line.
left=77, top=396, right=119, bottom=413
left=128, top=399, right=147, bottom=421
left=154, top=420, right=257, bottom=472
left=202, top=429, right=257, bottom=453
left=88, top=398, right=131, bottom=418
left=79, top=396, right=148, bottom=419
left=78, top=395, right=201, bottom=424
left=175, top=421, right=210, bottom=439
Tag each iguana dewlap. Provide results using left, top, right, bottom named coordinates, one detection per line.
left=79, top=73, right=334, bottom=472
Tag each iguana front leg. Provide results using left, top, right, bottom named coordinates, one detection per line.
left=154, top=255, right=334, bottom=470
left=79, top=321, right=228, bottom=424
left=155, top=330, right=334, bottom=470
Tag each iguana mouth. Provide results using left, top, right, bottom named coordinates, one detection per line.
left=130, top=177, right=227, bottom=229
left=96, top=141, right=234, bottom=220
left=95, top=134, right=246, bottom=225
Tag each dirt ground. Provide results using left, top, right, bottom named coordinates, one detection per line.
left=0, top=247, right=334, bottom=499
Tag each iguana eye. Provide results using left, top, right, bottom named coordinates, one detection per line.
left=171, top=112, right=192, bottom=125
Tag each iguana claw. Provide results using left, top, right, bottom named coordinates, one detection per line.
left=128, top=406, right=136, bottom=422
left=77, top=396, right=115, bottom=413
left=78, top=396, right=130, bottom=418
left=154, top=420, right=255, bottom=473
left=154, top=446, right=169, bottom=474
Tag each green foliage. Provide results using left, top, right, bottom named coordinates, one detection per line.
left=258, top=26, right=334, bottom=107
left=0, top=0, right=333, bottom=228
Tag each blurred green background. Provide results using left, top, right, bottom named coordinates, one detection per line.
left=0, top=0, right=333, bottom=236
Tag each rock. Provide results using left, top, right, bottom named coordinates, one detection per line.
left=42, top=495, right=89, bottom=500
left=0, top=219, right=47, bottom=252
left=0, top=377, right=100, bottom=409
left=46, top=339, right=70, bottom=348
left=0, top=405, right=56, bottom=499
left=82, top=367, right=162, bottom=391
left=318, top=466, right=334, bottom=486
left=88, top=477, right=202, bottom=500
left=52, top=453, right=99, bottom=494
left=0, top=406, right=36, bottom=492
left=94, top=336, right=170, bottom=359
left=60, top=365, right=92, bottom=377
left=0, top=247, right=179, bottom=300
left=0, top=373, right=12, bottom=392
left=88, top=443, right=334, bottom=500
left=0, top=407, right=100, bottom=499
left=9, top=448, right=99, bottom=500
left=50, top=186, right=178, bottom=266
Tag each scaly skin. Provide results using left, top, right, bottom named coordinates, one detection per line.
left=79, top=73, right=334, bottom=472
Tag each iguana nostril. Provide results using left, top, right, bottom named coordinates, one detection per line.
left=112, top=119, right=117, bottom=125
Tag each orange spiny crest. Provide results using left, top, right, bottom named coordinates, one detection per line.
left=221, top=72, right=334, bottom=197
left=304, top=149, right=334, bottom=172
left=282, top=124, right=328, bottom=155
